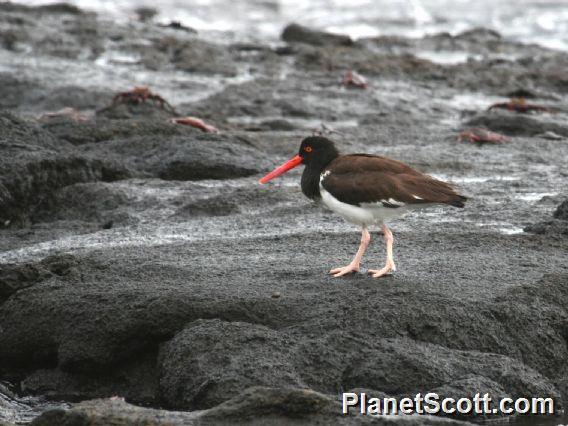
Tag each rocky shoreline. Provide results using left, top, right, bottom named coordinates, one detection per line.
left=1, top=3, right=567, bottom=425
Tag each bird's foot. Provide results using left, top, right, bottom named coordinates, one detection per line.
left=329, top=264, right=359, bottom=277
left=368, top=261, right=396, bottom=278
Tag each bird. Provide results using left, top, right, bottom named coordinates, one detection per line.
left=259, top=136, right=467, bottom=278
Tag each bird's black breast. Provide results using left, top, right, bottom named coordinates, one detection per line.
left=301, top=166, right=322, bottom=200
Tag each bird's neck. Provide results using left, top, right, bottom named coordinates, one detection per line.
left=301, top=153, right=338, bottom=200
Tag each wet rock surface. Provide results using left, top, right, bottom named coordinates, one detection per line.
left=1, top=3, right=568, bottom=425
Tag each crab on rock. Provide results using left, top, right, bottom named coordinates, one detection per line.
left=169, top=117, right=219, bottom=133
left=342, top=70, right=368, bottom=89
left=458, top=128, right=510, bottom=145
left=98, top=86, right=177, bottom=114
left=488, top=98, right=550, bottom=114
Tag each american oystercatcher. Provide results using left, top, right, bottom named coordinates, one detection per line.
left=259, top=136, right=467, bottom=278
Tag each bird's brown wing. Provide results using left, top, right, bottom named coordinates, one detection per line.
left=329, top=154, right=423, bottom=176
left=322, top=155, right=466, bottom=207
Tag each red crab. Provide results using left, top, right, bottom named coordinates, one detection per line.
left=98, top=86, right=177, bottom=114
left=38, top=107, right=89, bottom=122
left=170, top=117, right=219, bottom=133
left=341, top=70, right=368, bottom=89
left=488, top=97, right=550, bottom=114
left=458, top=128, right=510, bottom=145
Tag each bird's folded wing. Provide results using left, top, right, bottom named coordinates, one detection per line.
left=331, top=154, right=422, bottom=176
left=321, top=171, right=462, bottom=207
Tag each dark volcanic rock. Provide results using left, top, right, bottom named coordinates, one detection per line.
left=184, top=76, right=370, bottom=125
left=2, top=4, right=568, bottom=425
left=360, top=27, right=516, bottom=68
left=451, top=53, right=568, bottom=93
left=41, top=118, right=190, bottom=145
left=172, top=39, right=238, bottom=76
left=175, top=196, right=240, bottom=218
left=0, top=110, right=65, bottom=151
left=183, top=79, right=313, bottom=120
left=119, top=32, right=237, bottom=74
left=160, top=21, right=197, bottom=33
left=28, top=387, right=470, bottom=426
left=0, top=2, right=102, bottom=59
left=0, top=262, right=47, bottom=304
left=358, top=30, right=568, bottom=92
left=35, top=86, right=109, bottom=112
left=84, top=134, right=270, bottom=181
left=466, top=112, right=568, bottom=137
left=0, top=254, right=77, bottom=304
left=96, top=102, right=176, bottom=120
left=158, top=320, right=304, bottom=409
left=35, top=3, right=84, bottom=15
left=134, top=7, right=158, bottom=22
left=340, top=338, right=558, bottom=400
left=32, top=182, right=131, bottom=225
left=295, top=48, right=441, bottom=80
left=429, top=376, right=509, bottom=421
left=454, top=27, right=501, bottom=42
left=282, top=23, right=353, bottom=47
left=0, top=235, right=566, bottom=414
left=0, top=74, right=41, bottom=110
left=31, top=388, right=469, bottom=426
left=0, top=112, right=106, bottom=227
left=21, top=349, right=159, bottom=404
left=197, top=387, right=348, bottom=424
left=260, top=119, right=297, bottom=131
left=525, top=199, right=568, bottom=236
left=173, top=185, right=302, bottom=220
left=0, top=112, right=267, bottom=227
left=0, top=74, right=110, bottom=113
left=554, top=200, right=568, bottom=220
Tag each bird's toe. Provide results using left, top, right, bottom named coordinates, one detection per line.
left=329, top=265, right=359, bottom=277
left=368, top=266, right=394, bottom=278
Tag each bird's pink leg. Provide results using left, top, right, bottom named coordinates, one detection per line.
left=329, top=227, right=370, bottom=277
left=368, top=224, right=396, bottom=278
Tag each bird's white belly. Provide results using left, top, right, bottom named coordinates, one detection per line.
left=320, top=185, right=409, bottom=226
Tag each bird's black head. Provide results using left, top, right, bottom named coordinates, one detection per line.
left=259, top=136, right=339, bottom=185
left=298, top=136, right=340, bottom=167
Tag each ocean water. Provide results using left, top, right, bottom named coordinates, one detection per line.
left=22, top=0, right=568, bottom=50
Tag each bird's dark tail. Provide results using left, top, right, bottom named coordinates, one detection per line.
left=450, top=195, right=468, bottom=208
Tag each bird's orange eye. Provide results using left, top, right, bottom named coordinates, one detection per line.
left=304, top=146, right=313, bottom=153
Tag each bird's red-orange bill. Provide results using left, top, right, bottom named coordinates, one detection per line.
left=259, top=154, right=303, bottom=184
